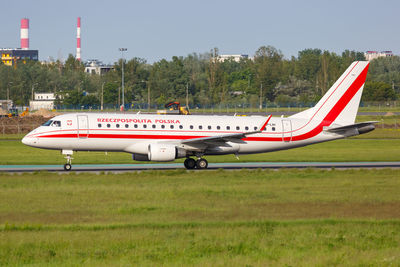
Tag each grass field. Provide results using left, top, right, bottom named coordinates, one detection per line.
left=1, top=169, right=400, bottom=265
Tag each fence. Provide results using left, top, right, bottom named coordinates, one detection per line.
left=1, top=123, right=42, bottom=135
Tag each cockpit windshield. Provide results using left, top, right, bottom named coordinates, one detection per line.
left=41, top=120, right=61, bottom=127
left=42, top=120, right=53, bottom=126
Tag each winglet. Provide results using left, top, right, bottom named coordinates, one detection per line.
left=259, top=115, right=272, bottom=131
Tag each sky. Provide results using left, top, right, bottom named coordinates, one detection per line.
left=1, top=0, right=399, bottom=64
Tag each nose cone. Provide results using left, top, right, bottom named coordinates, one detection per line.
left=22, top=135, right=31, bottom=146
left=22, top=135, right=38, bottom=147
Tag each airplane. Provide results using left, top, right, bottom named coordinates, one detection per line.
left=22, top=61, right=376, bottom=171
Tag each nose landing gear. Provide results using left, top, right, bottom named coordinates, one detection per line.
left=184, top=157, right=208, bottom=169
left=62, top=150, right=73, bottom=171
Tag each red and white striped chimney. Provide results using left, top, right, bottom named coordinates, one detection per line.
left=76, top=17, right=81, bottom=61
left=20, top=18, right=29, bottom=50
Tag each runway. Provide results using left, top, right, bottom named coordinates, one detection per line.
left=1, top=161, right=400, bottom=173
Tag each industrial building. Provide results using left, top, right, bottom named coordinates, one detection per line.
left=29, top=93, right=56, bottom=110
left=217, top=54, right=249, bottom=62
left=1, top=49, right=38, bottom=66
left=364, top=51, right=393, bottom=61
left=1, top=18, right=38, bottom=66
left=84, top=59, right=114, bottom=75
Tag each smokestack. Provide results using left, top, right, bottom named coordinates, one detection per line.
left=76, top=17, right=81, bottom=61
left=20, top=18, right=29, bottom=50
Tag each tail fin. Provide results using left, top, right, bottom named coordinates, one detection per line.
left=290, top=61, right=369, bottom=126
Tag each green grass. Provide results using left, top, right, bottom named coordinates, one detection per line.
left=1, top=221, right=400, bottom=266
left=351, top=128, right=400, bottom=139
left=1, top=169, right=400, bottom=265
left=356, top=115, right=400, bottom=125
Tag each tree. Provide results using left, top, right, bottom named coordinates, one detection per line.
left=63, top=90, right=83, bottom=106
left=295, top=49, right=321, bottom=81
left=103, top=82, right=119, bottom=106
left=253, top=45, right=284, bottom=101
left=363, top=81, right=397, bottom=101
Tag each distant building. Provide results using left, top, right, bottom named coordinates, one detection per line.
left=364, top=51, right=393, bottom=61
left=217, top=54, right=249, bottom=62
left=0, top=100, right=13, bottom=112
left=29, top=93, right=56, bottom=110
left=0, top=48, right=38, bottom=66
left=84, top=59, right=114, bottom=75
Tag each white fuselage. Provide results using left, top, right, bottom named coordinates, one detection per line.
left=22, top=113, right=342, bottom=157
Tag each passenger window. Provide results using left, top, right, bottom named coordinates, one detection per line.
left=208, top=126, right=212, bottom=130
left=143, top=125, right=147, bottom=128
left=245, top=126, right=249, bottom=131
left=217, top=126, right=220, bottom=130
left=152, top=124, right=156, bottom=129
left=107, top=124, right=111, bottom=128
left=170, top=125, right=174, bottom=129
left=254, top=126, right=257, bottom=130
left=199, top=125, right=203, bottom=130
left=236, top=126, right=240, bottom=130
left=116, top=124, right=120, bottom=128
left=125, top=124, right=129, bottom=128
left=272, top=127, right=275, bottom=131
left=161, top=125, right=165, bottom=129
left=179, top=125, right=183, bottom=129
left=98, top=123, right=102, bottom=128
left=134, top=124, right=138, bottom=128
left=226, top=126, right=230, bottom=130
left=190, top=125, right=193, bottom=129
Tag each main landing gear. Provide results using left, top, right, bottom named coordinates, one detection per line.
left=184, top=157, right=208, bottom=170
left=62, top=150, right=73, bottom=171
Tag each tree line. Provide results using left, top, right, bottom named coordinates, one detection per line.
left=0, top=46, right=398, bottom=108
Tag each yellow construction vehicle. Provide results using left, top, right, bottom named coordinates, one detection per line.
left=20, top=107, right=29, bottom=117
left=157, top=102, right=190, bottom=115
left=1, top=107, right=29, bottom=118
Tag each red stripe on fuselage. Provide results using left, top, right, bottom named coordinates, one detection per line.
left=259, top=115, right=272, bottom=131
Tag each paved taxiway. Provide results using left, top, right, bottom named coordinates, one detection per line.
left=1, top=162, right=399, bottom=173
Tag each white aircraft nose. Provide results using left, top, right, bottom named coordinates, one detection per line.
left=22, top=136, right=30, bottom=145
left=22, top=136, right=37, bottom=146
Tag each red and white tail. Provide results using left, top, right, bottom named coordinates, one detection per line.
left=290, top=61, right=369, bottom=126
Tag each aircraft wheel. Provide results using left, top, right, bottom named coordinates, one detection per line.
left=64, top=163, right=72, bottom=171
left=196, top=158, right=208, bottom=169
left=184, top=158, right=196, bottom=169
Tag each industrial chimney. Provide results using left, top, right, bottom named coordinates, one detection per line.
left=76, top=17, right=81, bottom=61
left=20, top=18, right=29, bottom=49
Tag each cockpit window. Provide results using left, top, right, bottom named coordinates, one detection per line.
left=52, top=121, right=61, bottom=127
left=42, top=120, right=53, bottom=126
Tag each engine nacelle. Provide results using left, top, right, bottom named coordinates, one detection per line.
left=132, top=153, right=150, bottom=161
left=148, top=144, right=186, bottom=162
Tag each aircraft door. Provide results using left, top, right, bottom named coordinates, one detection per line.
left=77, top=115, right=89, bottom=138
left=281, top=119, right=292, bottom=142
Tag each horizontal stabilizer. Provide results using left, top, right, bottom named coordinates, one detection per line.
left=324, top=121, right=378, bottom=136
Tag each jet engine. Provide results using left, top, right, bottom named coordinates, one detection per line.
left=148, top=143, right=186, bottom=162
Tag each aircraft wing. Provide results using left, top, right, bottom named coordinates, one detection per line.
left=180, top=115, right=271, bottom=147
